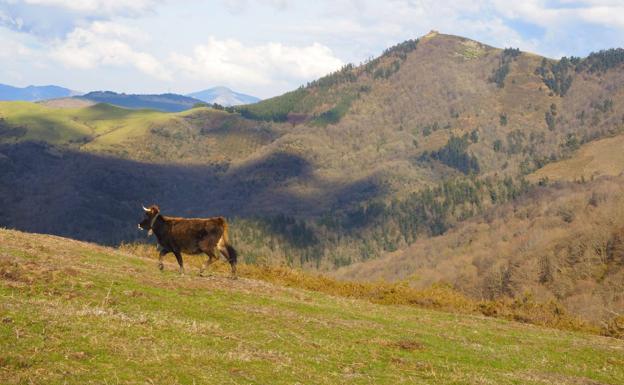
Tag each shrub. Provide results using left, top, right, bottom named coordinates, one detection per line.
left=490, top=47, right=521, bottom=88
left=427, top=134, right=480, bottom=174
left=535, top=57, right=574, bottom=96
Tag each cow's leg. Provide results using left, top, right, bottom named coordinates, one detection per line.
left=173, top=250, right=184, bottom=275
left=198, top=238, right=219, bottom=277
left=230, top=262, right=237, bottom=280
left=158, top=248, right=170, bottom=271
left=199, top=249, right=218, bottom=277
left=218, top=239, right=238, bottom=280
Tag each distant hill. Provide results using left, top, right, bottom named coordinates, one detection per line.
left=186, top=86, right=260, bottom=106
left=78, top=91, right=203, bottom=112
left=0, top=83, right=79, bottom=101
left=37, top=97, right=96, bottom=109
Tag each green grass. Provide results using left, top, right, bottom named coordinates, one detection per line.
left=0, top=102, right=250, bottom=162
left=0, top=102, right=271, bottom=164
left=1, top=229, right=623, bottom=384
left=310, top=93, right=359, bottom=126
left=236, top=87, right=310, bottom=121
left=0, top=101, right=94, bottom=143
left=0, top=101, right=170, bottom=146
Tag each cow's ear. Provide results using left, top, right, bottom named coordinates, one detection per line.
left=151, top=205, right=160, bottom=214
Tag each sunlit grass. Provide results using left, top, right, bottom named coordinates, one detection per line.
left=1, top=228, right=623, bottom=384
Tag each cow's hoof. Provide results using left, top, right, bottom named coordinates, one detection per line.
left=230, top=275, right=238, bottom=280
left=158, top=263, right=164, bottom=271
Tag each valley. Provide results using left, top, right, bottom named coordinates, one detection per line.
left=1, top=31, right=624, bottom=334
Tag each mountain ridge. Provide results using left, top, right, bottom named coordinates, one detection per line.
left=0, top=83, right=260, bottom=111
left=187, top=86, right=260, bottom=106
left=76, top=91, right=204, bottom=112
left=0, top=83, right=80, bottom=101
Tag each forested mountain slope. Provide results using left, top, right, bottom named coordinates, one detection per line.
left=1, top=32, right=624, bottom=270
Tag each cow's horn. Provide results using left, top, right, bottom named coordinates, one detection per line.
left=142, top=205, right=150, bottom=212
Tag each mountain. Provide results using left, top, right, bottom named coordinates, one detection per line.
left=0, top=83, right=79, bottom=101
left=2, top=31, right=624, bottom=253
left=187, top=86, right=260, bottom=106
left=1, top=228, right=622, bottom=384
left=1, top=31, right=624, bottom=327
left=77, top=91, right=204, bottom=112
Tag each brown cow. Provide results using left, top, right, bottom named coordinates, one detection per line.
left=138, top=205, right=238, bottom=278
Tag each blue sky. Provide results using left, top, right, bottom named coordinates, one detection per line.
left=0, top=0, right=623, bottom=98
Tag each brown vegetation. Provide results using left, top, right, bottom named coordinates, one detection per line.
left=334, top=176, right=624, bottom=333
left=121, top=241, right=603, bottom=338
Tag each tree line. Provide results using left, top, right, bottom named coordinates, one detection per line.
left=229, top=175, right=529, bottom=268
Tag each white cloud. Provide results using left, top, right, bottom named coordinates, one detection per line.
left=491, top=0, right=624, bottom=29
left=221, top=0, right=292, bottom=14
left=578, top=4, right=624, bottom=28
left=51, top=21, right=171, bottom=80
left=0, top=28, right=32, bottom=57
left=20, top=0, right=162, bottom=16
left=170, top=37, right=343, bottom=87
left=273, top=1, right=538, bottom=61
left=0, top=8, right=23, bottom=29
left=0, top=0, right=166, bottom=38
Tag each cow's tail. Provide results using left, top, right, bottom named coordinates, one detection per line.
left=219, top=218, right=238, bottom=278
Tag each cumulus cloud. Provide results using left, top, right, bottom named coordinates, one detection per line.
left=221, top=0, right=292, bottom=14
left=17, top=0, right=161, bottom=16
left=0, top=8, right=23, bottom=29
left=170, top=37, right=343, bottom=87
left=0, top=0, right=165, bottom=37
left=491, top=0, right=624, bottom=28
left=51, top=21, right=171, bottom=80
left=274, top=0, right=622, bottom=61
left=48, top=23, right=344, bottom=88
left=0, top=29, right=32, bottom=58
left=273, top=1, right=537, bottom=61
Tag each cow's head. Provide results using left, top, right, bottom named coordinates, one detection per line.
left=138, top=205, right=160, bottom=235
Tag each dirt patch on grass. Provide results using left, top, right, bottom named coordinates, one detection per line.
left=0, top=257, right=57, bottom=285
left=520, top=372, right=610, bottom=385
left=370, top=337, right=425, bottom=351
left=391, top=339, right=425, bottom=351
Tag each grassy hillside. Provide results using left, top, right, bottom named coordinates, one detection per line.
left=0, top=102, right=277, bottom=164
left=1, top=229, right=624, bottom=384
left=529, top=133, right=624, bottom=182
left=0, top=101, right=97, bottom=144
left=38, top=97, right=95, bottom=109
left=0, top=101, right=166, bottom=146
